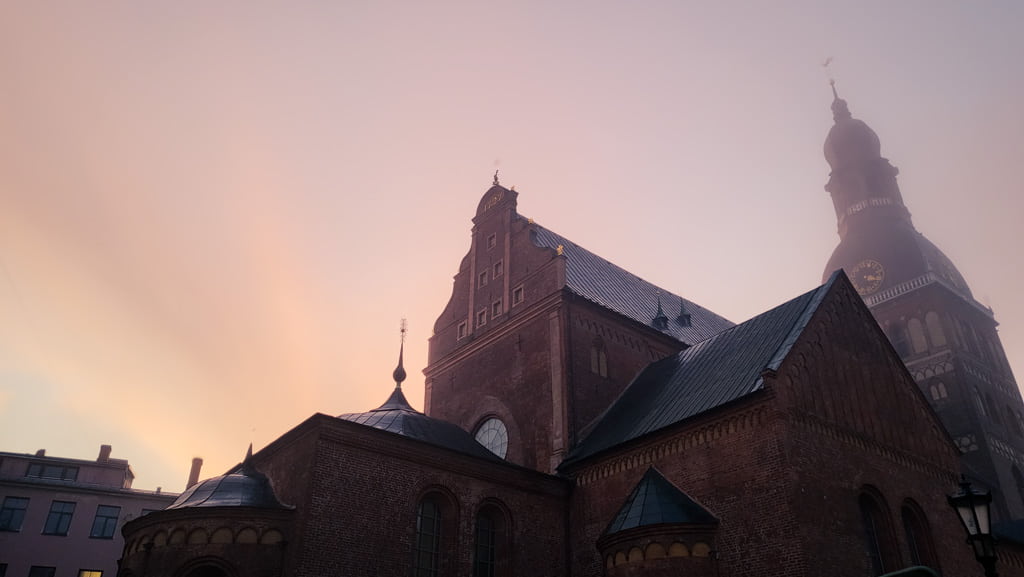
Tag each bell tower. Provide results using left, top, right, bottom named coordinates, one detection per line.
left=821, top=85, right=1024, bottom=521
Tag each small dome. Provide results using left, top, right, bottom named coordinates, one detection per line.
left=824, top=99, right=882, bottom=170
left=339, top=387, right=502, bottom=461
left=167, top=462, right=288, bottom=510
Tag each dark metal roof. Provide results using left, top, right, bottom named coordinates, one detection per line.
left=566, top=273, right=839, bottom=465
left=338, top=387, right=503, bottom=462
left=167, top=459, right=288, bottom=510
left=604, top=467, right=717, bottom=536
left=530, top=225, right=734, bottom=344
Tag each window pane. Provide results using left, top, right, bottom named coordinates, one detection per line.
left=79, top=571, right=103, bottom=577
left=414, top=499, right=441, bottom=577
left=90, top=505, right=121, bottom=538
left=0, top=497, right=29, bottom=532
left=43, top=501, right=75, bottom=536
left=473, top=513, right=496, bottom=577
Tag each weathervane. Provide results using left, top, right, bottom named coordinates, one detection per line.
left=821, top=56, right=839, bottom=98
left=493, top=170, right=500, bottom=186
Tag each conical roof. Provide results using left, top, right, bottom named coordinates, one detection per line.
left=603, top=467, right=717, bottom=536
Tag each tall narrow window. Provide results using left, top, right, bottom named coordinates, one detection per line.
left=889, top=322, right=910, bottom=357
left=414, top=498, right=442, bottom=577
left=908, top=318, right=927, bottom=353
left=0, top=497, right=28, bottom=532
left=859, top=490, right=896, bottom=576
left=474, top=511, right=497, bottom=577
left=493, top=260, right=503, bottom=278
left=929, top=381, right=948, bottom=401
left=43, top=501, right=75, bottom=536
left=902, top=501, right=937, bottom=569
left=925, top=312, right=946, bottom=347
left=512, top=285, right=524, bottom=306
left=90, top=505, right=120, bottom=539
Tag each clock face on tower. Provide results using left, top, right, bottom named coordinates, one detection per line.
left=849, top=259, right=885, bottom=295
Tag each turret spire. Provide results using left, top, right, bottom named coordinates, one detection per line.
left=393, top=319, right=407, bottom=388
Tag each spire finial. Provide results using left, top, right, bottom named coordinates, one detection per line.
left=677, top=296, right=691, bottom=327
left=245, top=443, right=253, bottom=462
left=653, top=291, right=668, bottom=329
left=830, top=78, right=839, bottom=101
left=493, top=170, right=500, bottom=186
left=393, top=319, right=407, bottom=387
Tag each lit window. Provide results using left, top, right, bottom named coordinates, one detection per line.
left=79, top=571, right=103, bottom=577
left=492, top=300, right=502, bottom=317
left=0, top=497, right=29, bottom=531
left=487, top=234, right=496, bottom=249
left=28, top=568, right=55, bottom=577
left=457, top=321, right=468, bottom=340
left=413, top=498, right=442, bottom=577
left=90, top=505, right=120, bottom=539
left=493, top=261, right=503, bottom=278
left=478, top=271, right=488, bottom=287
left=512, top=285, right=524, bottom=306
left=477, top=309, right=487, bottom=327
left=43, top=501, right=75, bottom=536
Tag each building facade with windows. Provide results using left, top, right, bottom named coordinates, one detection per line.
left=819, top=88, right=1024, bottom=522
left=121, top=183, right=1008, bottom=576
left=0, top=446, right=177, bottom=577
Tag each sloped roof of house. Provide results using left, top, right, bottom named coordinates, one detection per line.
left=604, top=467, right=717, bottom=537
left=530, top=225, right=734, bottom=344
left=565, top=272, right=840, bottom=466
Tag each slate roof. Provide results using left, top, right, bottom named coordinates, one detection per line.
left=530, top=225, right=734, bottom=344
left=604, top=467, right=717, bottom=537
left=565, top=272, right=840, bottom=466
left=167, top=455, right=289, bottom=510
left=339, top=387, right=503, bottom=462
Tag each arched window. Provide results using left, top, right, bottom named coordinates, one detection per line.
left=473, top=504, right=509, bottom=577
left=929, top=381, right=948, bottom=401
left=414, top=497, right=442, bottom=577
left=974, top=387, right=988, bottom=417
left=889, top=322, right=910, bottom=357
left=902, top=500, right=937, bottom=569
left=987, top=394, right=1002, bottom=425
left=859, top=489, right=897, bottom=576
left=925, top=312, right=946, bottom=347
left=590, top=339, right=608, bottom=378
left=908, top=318, right=927, bottom=353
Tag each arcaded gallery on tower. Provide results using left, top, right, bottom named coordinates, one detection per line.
left=115, top=94, right=1024, bottom=577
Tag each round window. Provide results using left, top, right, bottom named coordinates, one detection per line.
left=474, top=417, right=508, bottom=459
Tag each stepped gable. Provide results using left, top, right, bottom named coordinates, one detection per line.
left=565, top=272, right=840, bottom=465
left=603, top=467, right=717, bottom=537
left=530, top=224, right=734, bottom=344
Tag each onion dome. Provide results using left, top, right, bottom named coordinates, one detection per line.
left=824, top=84, right=882, bottom=171
left=166, top=446, right=288, bottom=510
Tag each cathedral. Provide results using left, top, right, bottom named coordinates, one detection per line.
left=116, top=93, right=1022, bottom=577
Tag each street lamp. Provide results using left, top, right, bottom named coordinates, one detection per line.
left=947, top=478, right=998, bottom=577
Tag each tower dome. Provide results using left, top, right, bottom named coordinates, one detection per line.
left=823, top=97, right=882, bottom=170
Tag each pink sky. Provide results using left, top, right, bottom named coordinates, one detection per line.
left=1, top=1, right=1022, bottom=492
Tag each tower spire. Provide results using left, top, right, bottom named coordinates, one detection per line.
left=393, top=319, right=408, bottom=388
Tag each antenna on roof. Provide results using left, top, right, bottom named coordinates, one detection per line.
left=393, top=319, right=408, bottom=388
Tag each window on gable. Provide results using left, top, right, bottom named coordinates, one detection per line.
left=43, top=500, right=75, bottom=536
left=478, top=271, right=488, bottom=287
left=476, top=309, right=487, bottom=328
left=512, top=285, right=524, bottom=306
left=487, top=234, right=496, bottom=250
left=89, top=505, right=120, bottom=539
left=457, top=322, right=468, bottom=340
left=493, top=260, right=503, bottom=278
left=414, top=497, right=442, bottom=577
left=590, top=340, right=608, bottom=378
left=0, top=497, right=29, bottom=531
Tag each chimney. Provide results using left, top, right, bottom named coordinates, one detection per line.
left=186, top=457, right=203, bottom=489
left=97, top=444, right=112, bottom=462
left=35, top=449, right=45, bottom=457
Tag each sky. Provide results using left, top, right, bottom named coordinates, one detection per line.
left=1, top=1, right=1022, bottom=492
